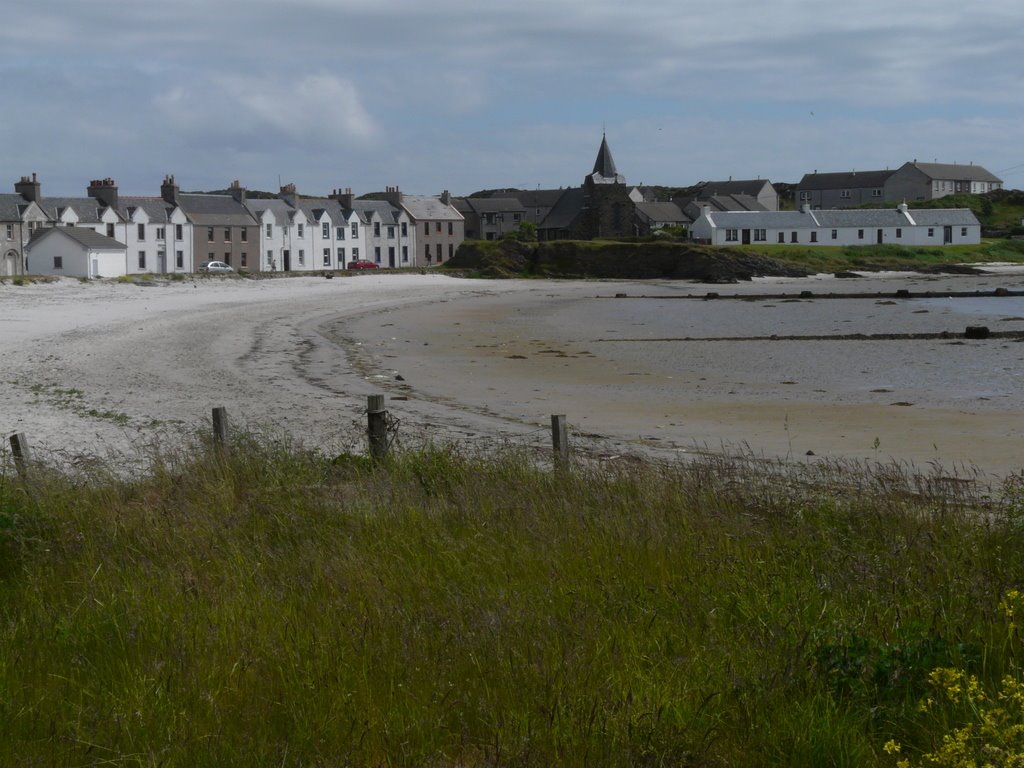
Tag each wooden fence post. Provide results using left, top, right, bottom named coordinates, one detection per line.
left=551, top=414, right=569, bottom=467
left=212, top=407, right=229, bottom=449
left=367, top=395, right=388, bottom=461
left=9, top=432, right=31, bottom=480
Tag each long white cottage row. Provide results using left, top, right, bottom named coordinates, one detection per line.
left=2, top=175, right=465, bottom=278
left=689, top=203, right=982, bottom=247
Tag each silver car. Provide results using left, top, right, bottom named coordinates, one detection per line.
left=198, top=261, right=234, bottom=274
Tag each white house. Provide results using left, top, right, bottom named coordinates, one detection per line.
left=26, top=227, right=127, bottom=278
left=690, top=204, right=981, bottom=247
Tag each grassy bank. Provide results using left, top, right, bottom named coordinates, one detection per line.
left=725, top=238, right=1024, bottom=274
left=3, top=439, right=1024, bottom=766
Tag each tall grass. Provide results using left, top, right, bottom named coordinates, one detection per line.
left=2, top=437, right=1023, bottom=766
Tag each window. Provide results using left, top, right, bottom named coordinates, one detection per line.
left=725, top=229, right=738, bottom=242
left=267, top=249, right=273, bottom=266
left=402, top=245, right=408, bottom=263
left=337, top=226, right=345, bottom=240
left=107, top=223, right=116, bottom=238
left=351, top=247, right=359, bottom=259
left=436, top=222, right=442, bottom=233
left=53, top=256, right=63, bottom=270
left=790, top=232, right=797, bottom=243
left=176, top=224, right=183, bottom=240
left=374, top=222, right=381, bottom=237
left=224, top=254, right=232, bottom=266
left=425, top=243, right=431, bottom=260
left=831, top=229, right=837, bottom=240
left=266, top=223, right=273, bottom=238
left=224, top=228, right=231, bottom=242
left=298, top=249, right=305, bottom=265
left=241, top=229, right=247, bottom=243
left=424, top=222, right=429, bottom=236
left=137, top=223, right=145, bottom=240
left=448, top=221, right=453, bottom=236
left=448, top=243, right=453, bottom=259
left=753, top=229, right=766, bottom=242
left=513, top=213, right=521, bottom=222
left=871, top=189, right=882, bottom=197
left=176, top=250, right=183, bottom=269
left=5, top=224, right=12, bottom=238
left=337, top=247, right=345, bottom=262
left=896, top=228, right=902, bottom=239
left=401, top=222, right=407, bottom=237
left=778, top=233, right=785, bottom=243
left=928, top=227, right=935, bottom=237
left=138, top=250, right=146, bottom=269
left=207, top=227, right=214, bottom=242
left=323, top=248, right=331, bottom=266
left=240, top=252, right=247, bottom=267
left=799, top=191, right=810, bottom=201
left=156, top=227, right=165, bottom=240
left=840, top=190, right=851, bottom=199
left=322, top=222, right=330, bottom=239
left=208, top=252, right=215, bottom=261
left=961, top=227, right=968, bottom=237
left=351, top=223, right=358, bottom=238
left=810, top=232, right=817, bottom=243
left=387, top=225, right=395, bottom=239
left=297, top=223, right=305, bottom=238
left=374, top=246, right=381, bottom=263
left=858, top=229, right=864, bottom=240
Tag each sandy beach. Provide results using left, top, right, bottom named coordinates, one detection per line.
left=2, top=270, right=1024, bottom=478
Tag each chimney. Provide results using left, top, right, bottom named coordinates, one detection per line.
left=440, top=190, right=451, bottom=206
left=229, top=179, right=246, bottom=205
left=801, top=203, right=811, bottom=213
left=330, top=187, right=355, bottom=209
left=15, top=173, right=40, bottom=203
left=161, top=174, right=179, bottom=205
left=87, top=177, right=118, bottom=209
left=898, top=201, right=909, bottom=214
left=383, top=185, right=402, bottom=207
left=279, top=182, right=298, bottom=207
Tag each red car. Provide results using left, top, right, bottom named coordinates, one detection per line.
left=347, top=259, right=380, bottom=270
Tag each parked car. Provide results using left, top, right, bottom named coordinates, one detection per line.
left=198, top=261, right=234, bottom=274
left=347, top=259, right=380, bottom=270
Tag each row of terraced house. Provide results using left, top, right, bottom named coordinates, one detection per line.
left=0, top=175, right=465, bottom=278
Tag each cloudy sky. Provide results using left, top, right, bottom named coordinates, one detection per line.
left=3, top=0, right=1023, bottom=197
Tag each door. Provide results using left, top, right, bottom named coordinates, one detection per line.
left=91, top=258, right=99, bottom=278
left=742, top=229, right=751, bottom=245
left=877, top=229, right=883, bottom=244
left=943, top=226, right=953, bottom=244
left=2, top=250, right=16, bottom=276
left=283, top=249, right=291, bottom=271
left=388, top=247, right=395, bottom=268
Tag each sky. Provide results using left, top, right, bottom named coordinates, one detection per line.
left=2, top=0, right=1023, bottom=198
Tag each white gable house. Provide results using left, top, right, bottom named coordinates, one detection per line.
left=26, top=227, right=128, bottom=278
left=690, top=204, right=981, bottom=247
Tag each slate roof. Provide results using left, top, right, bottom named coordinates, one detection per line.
left=903, top=208, right=981, bottom=226
left=590, top=134, right=624, bottom=183
left=296, top=197, right=347, bottom=224
left=810, top=209, right=912, bottom=227
left=352, top=200, right=403, bottom=225
left=0, top=194, right=33, bottom=221
left=635, top=201, right=686, bottom=223
left=28, top=226, right=125, bottom=250
left=695, top=179, right=773, bottom=198
left=905, top=162, right=1002, bottom=183
left=400, top=194, right=463, bottom=222
left=797, top=170, right=895, bottom=191
left=458, top=197, right=525, bottom=214
left=538, top=187, right=585, bottom=231
left=37, top=197, right=113, bottom=224
left=511, top=189, right=566, bottom=209
left=177, top=193, right=257, bottom=226
left=706, top=210, right=815, bottom=229
left=245, top=198, right=298, bottom=226
left=118, top=196, right=175, bottom=223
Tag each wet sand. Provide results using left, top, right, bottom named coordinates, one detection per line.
left=336, top=271, right=1024, bottom=478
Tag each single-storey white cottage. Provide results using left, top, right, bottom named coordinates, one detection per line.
left=26, top=226, right=128, bottom=278
left=690, top=203, right=981, bottom=247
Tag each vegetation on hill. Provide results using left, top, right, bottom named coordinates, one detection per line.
left=3, top=436, right=1024, bottom=766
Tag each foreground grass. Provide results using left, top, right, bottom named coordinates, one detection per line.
left=3, top=440, right=1024, bottom=766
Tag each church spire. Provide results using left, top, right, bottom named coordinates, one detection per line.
left=588, top=133, right=625, bottom=184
